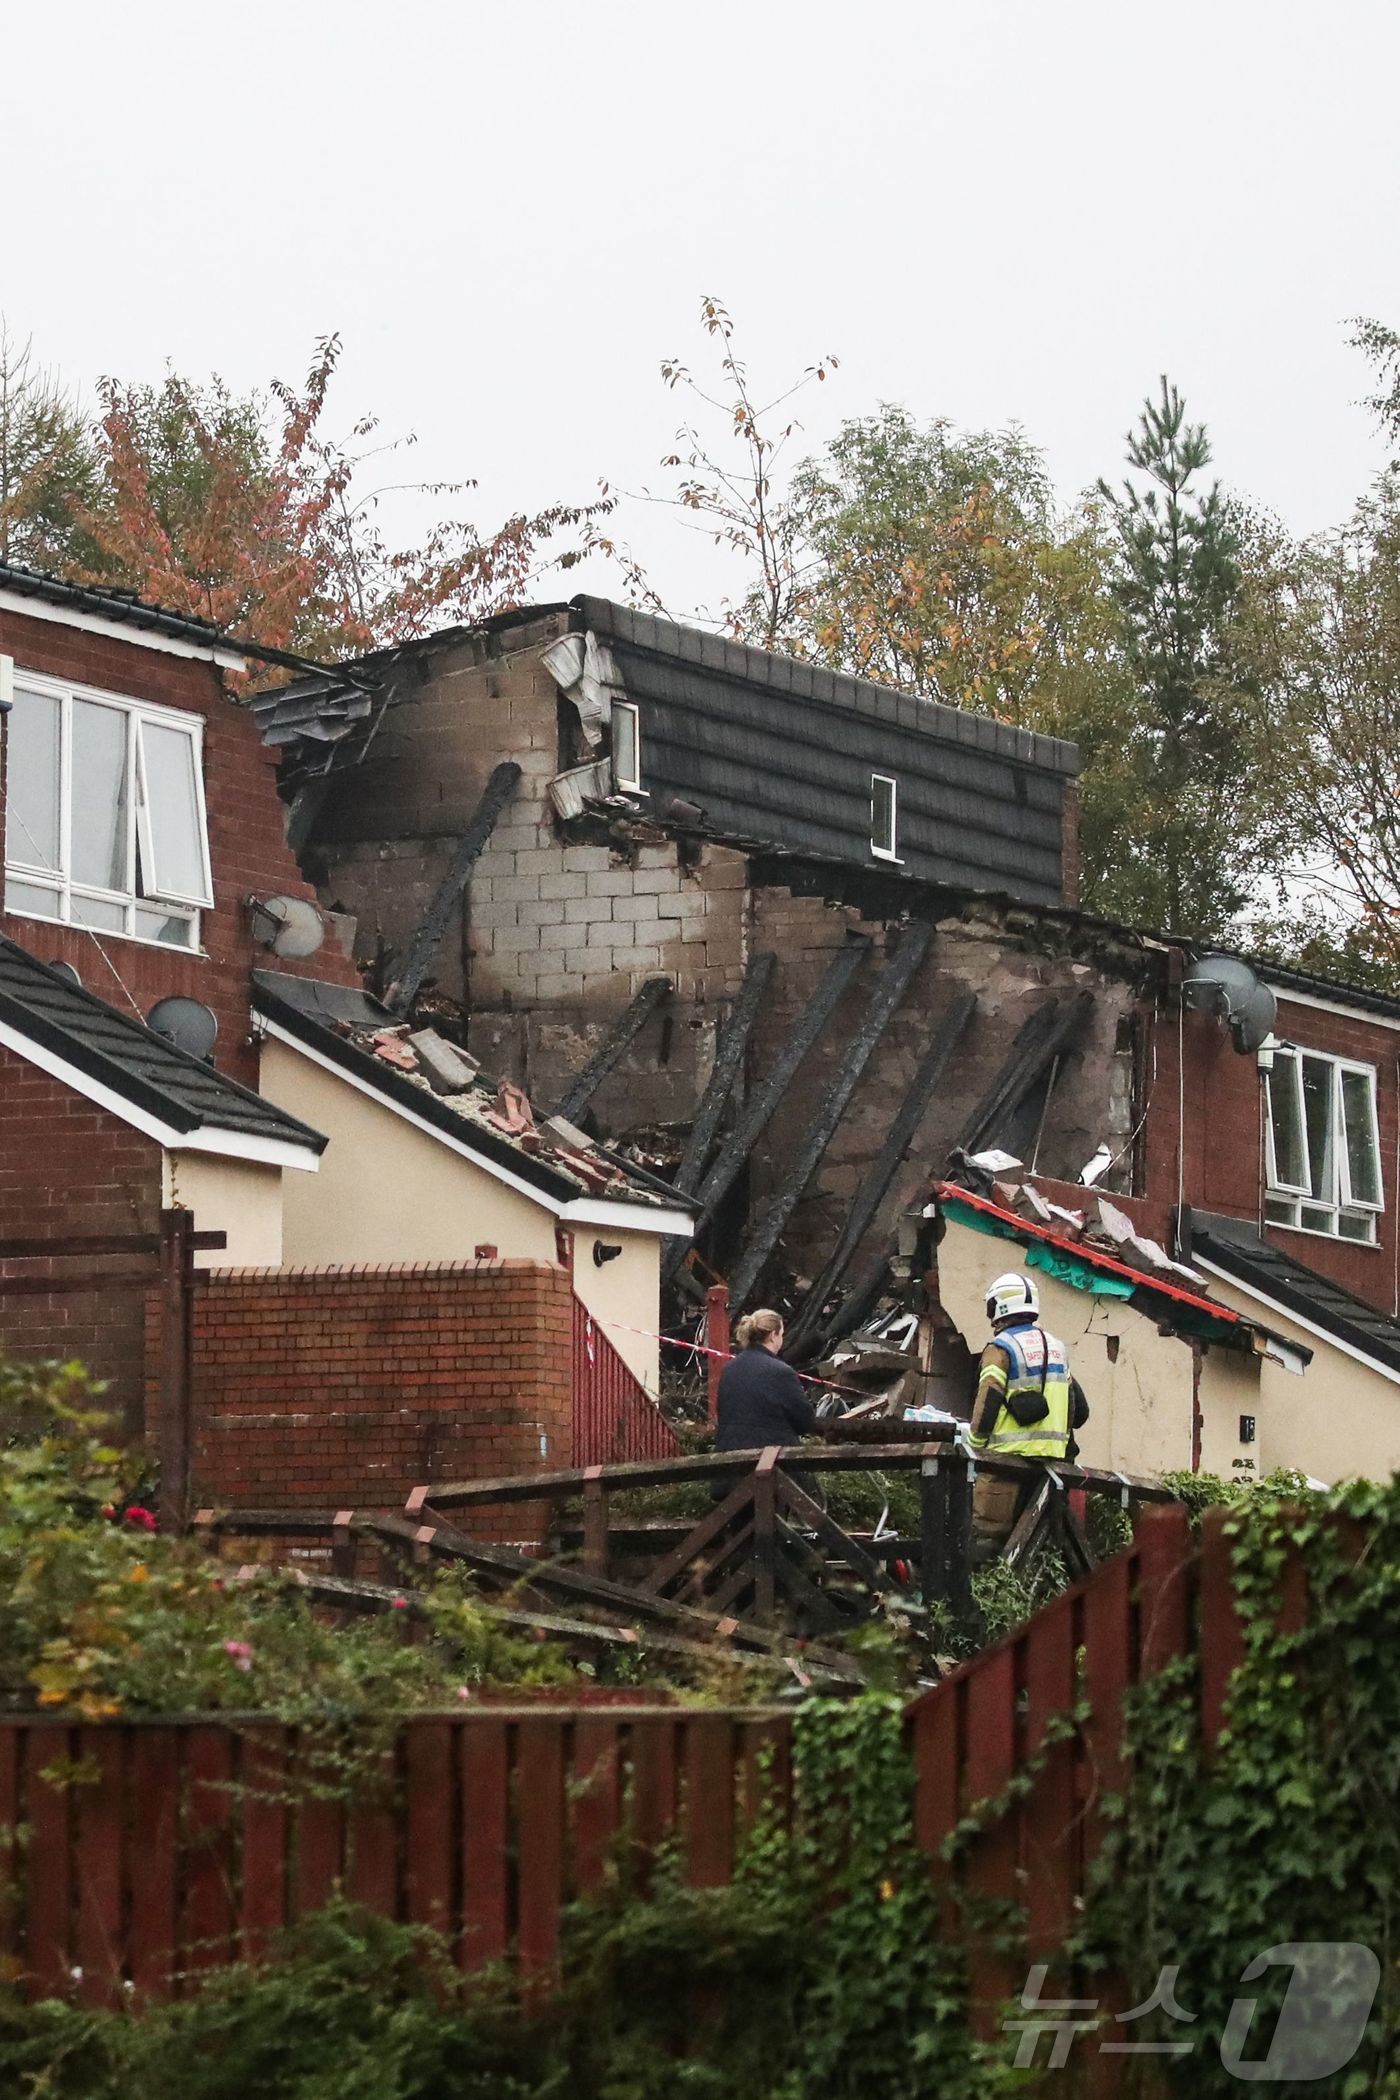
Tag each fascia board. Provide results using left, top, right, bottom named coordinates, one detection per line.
left=0, top=1016, right=317, bottom=1171
left=1194, top=1252, right=1400, bottom=1390
left=0, top=589, right=248, bottom=670
left=561, top=1196, right=694, bottom=1237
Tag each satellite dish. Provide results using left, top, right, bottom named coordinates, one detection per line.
left=247, top=893, right=325, bottom=959
left=48, top=961, right=82, bottom=987
left=1182, top=955, right=1278, bottom=1055
left=147, top=997, right=219, bottom=1062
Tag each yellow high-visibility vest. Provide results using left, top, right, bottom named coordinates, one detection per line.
left=968, top=1324, right=1072, bottom=1461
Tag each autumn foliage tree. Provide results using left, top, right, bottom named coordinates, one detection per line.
left=8, top=330, right=608, bottom=667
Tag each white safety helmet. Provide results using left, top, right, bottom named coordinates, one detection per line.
left=986, top=1270, right=1039, bottom=1325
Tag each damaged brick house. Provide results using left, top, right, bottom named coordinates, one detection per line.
left=0, top=565, right=689, bottom=1519
left=262, top=595, right=1400, bottom=1488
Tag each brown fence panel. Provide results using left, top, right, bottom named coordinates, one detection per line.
left=0, top=1708, right=794, bottom=2001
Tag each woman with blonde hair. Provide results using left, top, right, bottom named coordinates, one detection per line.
left=713, top=1309, right=817, bottom=1486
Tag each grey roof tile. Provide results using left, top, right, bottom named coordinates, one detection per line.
left=0, top=938, right=325, bottom=1153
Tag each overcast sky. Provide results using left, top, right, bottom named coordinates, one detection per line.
left=8, top=0, right=1400, bottom=616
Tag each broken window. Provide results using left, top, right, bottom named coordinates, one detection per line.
left=1265, top=1046, right=1382, bottom=1242
left=3, top=670, right=213, bottom=950
left=611, top=701, right=641, bottom=792
left=871, top=773, right=899, bottom=860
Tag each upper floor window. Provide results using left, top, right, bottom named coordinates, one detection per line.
left=611, top=701, right=641, bottom=793
left=1265, top=1045, right=1382, bottom=1243
left=871, top=773, right=900, bottom=860
left=2, top=668, right=213, bottom=952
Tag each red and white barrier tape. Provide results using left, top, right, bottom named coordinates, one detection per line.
left=595, top=1315, right=917, bottom=1411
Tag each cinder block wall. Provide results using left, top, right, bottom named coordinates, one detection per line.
left=0, top=1042, right=162, bottom=1432
left=186, top=1260, right=574, bottom=1538
left=305, top=625, right=1141, bottom=1291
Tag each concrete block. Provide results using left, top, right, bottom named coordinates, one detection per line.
left=539, top=871, right=587, bottom=901
left=513, top=848, right=565, bottom=875
left=470, top=899, right=519, bottom=930
left=535, top=947, right=568, bottom=975
left=611, top=943, right=665, bottom=969
left=635, top=844, right=677, bottom=871
left=632, top=868, right=679, bottom=895
left=564, top=894, right=613, bottom=924
left=492, top=923, right=543, bottom=954
left=610, top=892, right=661, bottom=925
left=586, top=869, right=636, bottom=897
left=409, top=1029, right=479, bottom=1093
left=518, top=899, right=566, bottom=928
left=656, top=889, right=707, bottom=921
left=585, top=920, right=624, bottom=949
left=559, top=845, right=614, bottom=875
left=493, top=874, right=542, bottom=903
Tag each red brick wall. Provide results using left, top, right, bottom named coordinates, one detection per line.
left=0, top=1041, right=162, bottom=1431
left=187, top=1261, right=575, bottom=1537
left=1143, top=996, right=1400, bottom=1315
left=0, top=607, right=359, bottom=1089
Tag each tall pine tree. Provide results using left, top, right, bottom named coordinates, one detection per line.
left=1096, top=378, right=1265, bottom=935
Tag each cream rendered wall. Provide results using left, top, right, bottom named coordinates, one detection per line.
left=260, top=1038, right=558, bottom=1268
left=571, top=1227, right=662, bottom=1392
left=165, top=1153, right=284, bottom=1268
left=1203, top=1274, right=1400, bottom=1485
left=258, top=1038, right=665, bottom=1388
left=936, top=1218, right=1200, bottom=1477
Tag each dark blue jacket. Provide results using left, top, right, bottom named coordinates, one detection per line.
left=714, top=1347, right=817, bottom=1451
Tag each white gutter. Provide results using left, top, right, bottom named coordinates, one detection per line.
left=1195, top=1252, right=1400, bottom=1390
left=0, top=589, right=249, bottom=670
left=0, top=1017, right=322, bottom=1172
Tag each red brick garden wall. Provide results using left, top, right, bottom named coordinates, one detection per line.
left=186, top=1260, right=575, bottom=1536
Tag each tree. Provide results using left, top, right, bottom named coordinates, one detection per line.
left=1231, top=478, right=1400, bottom=982
left=0, top=324, right=100, bottom=569
left=789, top=405, right=1124, bottom=721
left=73, top=335, right=610, bottom=665
left=1094, top=378, right=1268, bottom=935
left=612, top=296, right=837, bottom=645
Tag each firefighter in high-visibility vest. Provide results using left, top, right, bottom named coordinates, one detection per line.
left=967, top=1271, right=1088, bottom=1543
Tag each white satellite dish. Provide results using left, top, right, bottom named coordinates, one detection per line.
left=248, top=894, right=325, bottom=959
left=147, top=997, right=219, bottom=1061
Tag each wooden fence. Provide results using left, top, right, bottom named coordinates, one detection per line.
left=0, top=1706, right=790, bottom=2005
left=571, top=1299, right=680, bottom=1466
left=0, top=1501, right=1323, bottom=2023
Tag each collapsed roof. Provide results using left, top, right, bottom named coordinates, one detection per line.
left=252, top=971, right=695, bottom=1226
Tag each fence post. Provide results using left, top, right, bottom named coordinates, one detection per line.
left=920, top=1451, right=976, bottom=1635
left=157, top=1208, right=195, bottom=1535
left=706, top=1284, right=730, bottom=1424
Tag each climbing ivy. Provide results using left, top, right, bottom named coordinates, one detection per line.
left=1073, top=1474, right=1400, bottom=2096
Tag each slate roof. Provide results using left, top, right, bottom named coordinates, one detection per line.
left=571, top=598, right=1076, bottom=906
left=1187, top=1210, right=1400, bottom=1378
left=253, top=972, right=694, bottom=1217
left=0, top=938, right=325, bottom=1154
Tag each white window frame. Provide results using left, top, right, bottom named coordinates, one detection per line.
left=1264, top=1045, right=1384, bottom=1244
left=871, top=772, right=901, bottom=862
left=3, top=666, right=213, bottom=952
left=611, top=701, right=642, bottom=793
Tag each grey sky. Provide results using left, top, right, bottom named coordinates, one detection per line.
left=8, top=0, right=1400, bottom=617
